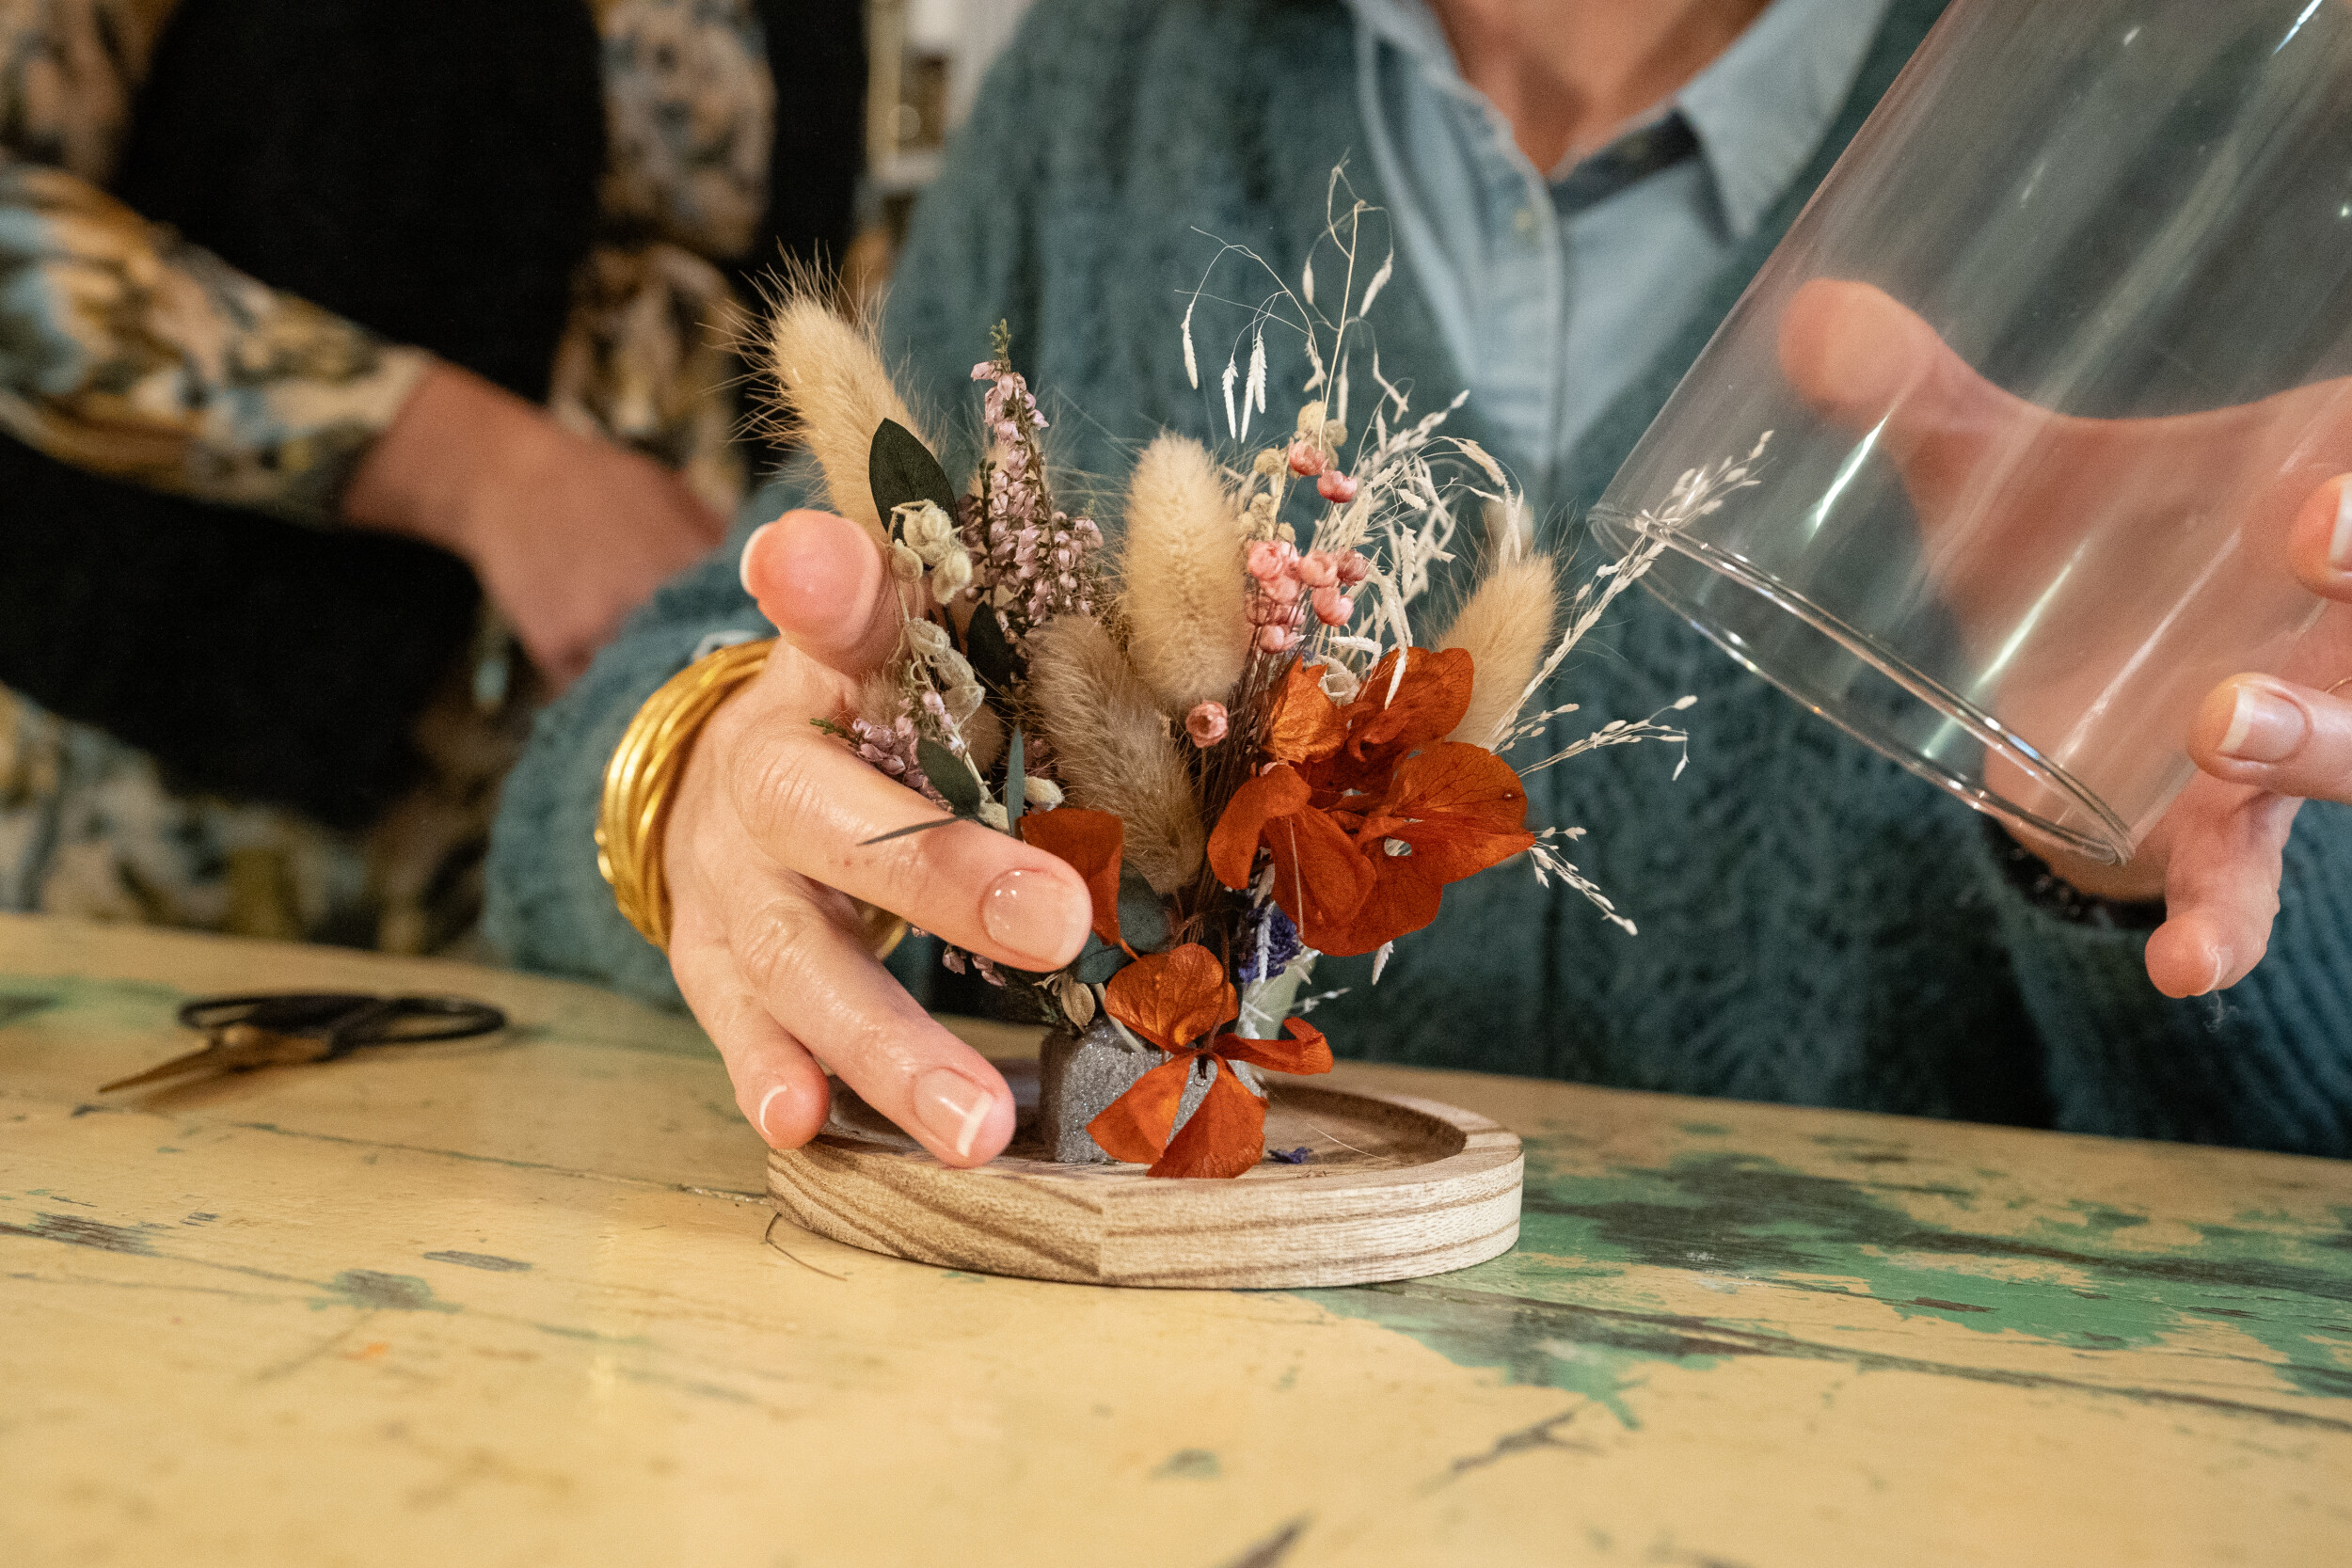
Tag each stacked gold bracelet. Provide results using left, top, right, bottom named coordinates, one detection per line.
left=597, top=638, right=778, bottom=951
left=596, top=636, right=910, bottom=961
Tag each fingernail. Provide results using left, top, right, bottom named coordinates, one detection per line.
left=2216, top=682, right=2306, bottom=764
left=913, top=1068, right=994, bottom=1159
left=980, top=866, right=1089, bottom=967
left=739, top=522, right=773, bottom=596
left=2332, top=484, right=2352, bottom=571
left=755, top=1083, right=792, bottom=1147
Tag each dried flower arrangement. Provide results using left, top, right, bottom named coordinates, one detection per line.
left=759, top=186, right=1762, bottom=1180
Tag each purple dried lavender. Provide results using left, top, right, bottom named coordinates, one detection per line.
left=960, top=353, right=1102, bottom=646
left=1235, top=905, right=1302, bottom=983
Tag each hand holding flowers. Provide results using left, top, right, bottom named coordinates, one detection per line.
left=657, top=196, right=1724, bottom=1176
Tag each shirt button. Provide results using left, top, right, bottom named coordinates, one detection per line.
left=1513, top=205, right=1541, bottom=240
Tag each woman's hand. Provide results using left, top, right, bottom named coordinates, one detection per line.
left=343, top=360, right=728, bottom=689
left=660, top=509, right=1092, bottom=1163
left=1780, top=281, right=2352, bottom=998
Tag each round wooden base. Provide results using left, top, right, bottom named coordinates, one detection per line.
left=768, top=1058, right=1523, bottom=1289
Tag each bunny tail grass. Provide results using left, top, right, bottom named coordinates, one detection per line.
left=960, top=704, right=1006, bottom=776
left=762, top=291, right=923, bottom=542
left=1117, top=434, right=1249, bottom=714
left=1438, top=555, right=1559, bottom=749
left=1026, top=616, right=1206, bottom=894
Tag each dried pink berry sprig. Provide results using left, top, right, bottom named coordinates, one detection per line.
left=1244, top=540, right=1368, bottom=654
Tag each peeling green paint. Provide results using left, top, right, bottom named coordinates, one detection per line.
left=317, top=1269, right=456, bottom=1313
left=1297, top=1141, right=2352, bottom=1427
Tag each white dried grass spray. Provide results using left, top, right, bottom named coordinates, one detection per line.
left=763, top=292, right=925, bottom=543
left=1026, top=617, right=1205, bottom=894
left=1437, top=554, right=1558, bottom=750
left=1117, top=435, right=1249, bottom=714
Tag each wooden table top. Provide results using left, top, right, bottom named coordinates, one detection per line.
left=3, top=912, right=2348, bottom=1567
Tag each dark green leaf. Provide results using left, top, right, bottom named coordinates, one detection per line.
left=915, top=736, right=982, bottom=817
left=1073, top=934, right=1134, bottom=986
left=1005, top=726, right=1025, bottom=831
left=868, top=419, right=957, bottom=522
left=1117, top=863, right=1170, bottom=954
left=962, top=603, right=1024, bottom=702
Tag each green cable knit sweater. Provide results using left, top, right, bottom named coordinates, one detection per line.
left=487, top=0, right=2352, bottom=1157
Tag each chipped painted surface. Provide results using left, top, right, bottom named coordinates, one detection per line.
left=1301, top=1131, right=2352, bottom=1428
left=2, top=915, right=2349, bottom=1566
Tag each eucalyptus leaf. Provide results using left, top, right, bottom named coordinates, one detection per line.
left=1073, top=935, right=1133, bottom=986
left=868, top=419, right=958, bottom=521
left=1005, top=726, right=1026, bottom=831
left=1116, top=863, right=1170, bottom=955
left=962, top=603, right=1023, bottom=702
left=915, top=736, right=981, bottom=817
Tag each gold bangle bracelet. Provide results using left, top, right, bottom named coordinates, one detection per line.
left=596, top=637, right=911, bottom=962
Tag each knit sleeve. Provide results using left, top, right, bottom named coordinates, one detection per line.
left=484, top=506, right=784, bottom=1005
left=1979, top=803, right=2352, bottom=1156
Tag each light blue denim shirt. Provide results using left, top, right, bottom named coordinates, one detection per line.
left=1344, top=0, right=1895, bottom=492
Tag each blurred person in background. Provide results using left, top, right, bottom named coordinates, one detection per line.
left=490, top=0, right=2352, bottom=1164
left=0, top=0, right=862, bottom=952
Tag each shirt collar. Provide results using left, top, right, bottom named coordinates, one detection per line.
left=1677, top=0, right=1895, bottom=236
left=1343, top=0, right=1895, bottom=238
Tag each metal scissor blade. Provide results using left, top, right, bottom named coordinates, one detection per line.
left=99, top=1025, right=331, bottom=1092
left=100, top=1042, right=230, bottom=1093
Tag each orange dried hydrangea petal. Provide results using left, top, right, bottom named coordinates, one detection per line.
left=1102, top=943, right=1238, bottom=1054
left=1314, top=851, right=1446, bottom=957
left=1087, top=1051, right=1199, bottom=1164
left=1216, top=1017, right=1333, bottom=1077
left=1263, top=802, right=1379, bottom=953
left=1263, top=658, right=1347, bottom=766
left=1363, top=742, right=1535, bottom=884
left=1147, top=1059, right=1267, bottom=1179
left=1338, top=648, right=1473, bottom=767
left=1207, top=765, right=1310, bottom=890
left=1019, top=807, right=1126, bottom=950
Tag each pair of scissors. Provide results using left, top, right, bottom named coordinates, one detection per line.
left=99, top=991, right=508, bottom=1093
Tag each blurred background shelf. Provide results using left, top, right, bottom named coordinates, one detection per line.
left=850, top=0, right=1032, bottom=291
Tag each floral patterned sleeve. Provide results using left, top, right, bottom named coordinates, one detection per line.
left=0, top=0, right=428, bottom=525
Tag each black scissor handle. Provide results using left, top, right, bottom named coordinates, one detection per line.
left=329, top=995, right=508, bottom=1048
left=174, top=991, right=508, bottom=1052
left=177, top=992, right=380, bottom=1034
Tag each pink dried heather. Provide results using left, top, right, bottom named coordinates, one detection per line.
left=960, top=355, right=1103, bottom=645
left=850, top=715, right=950, bottom=811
